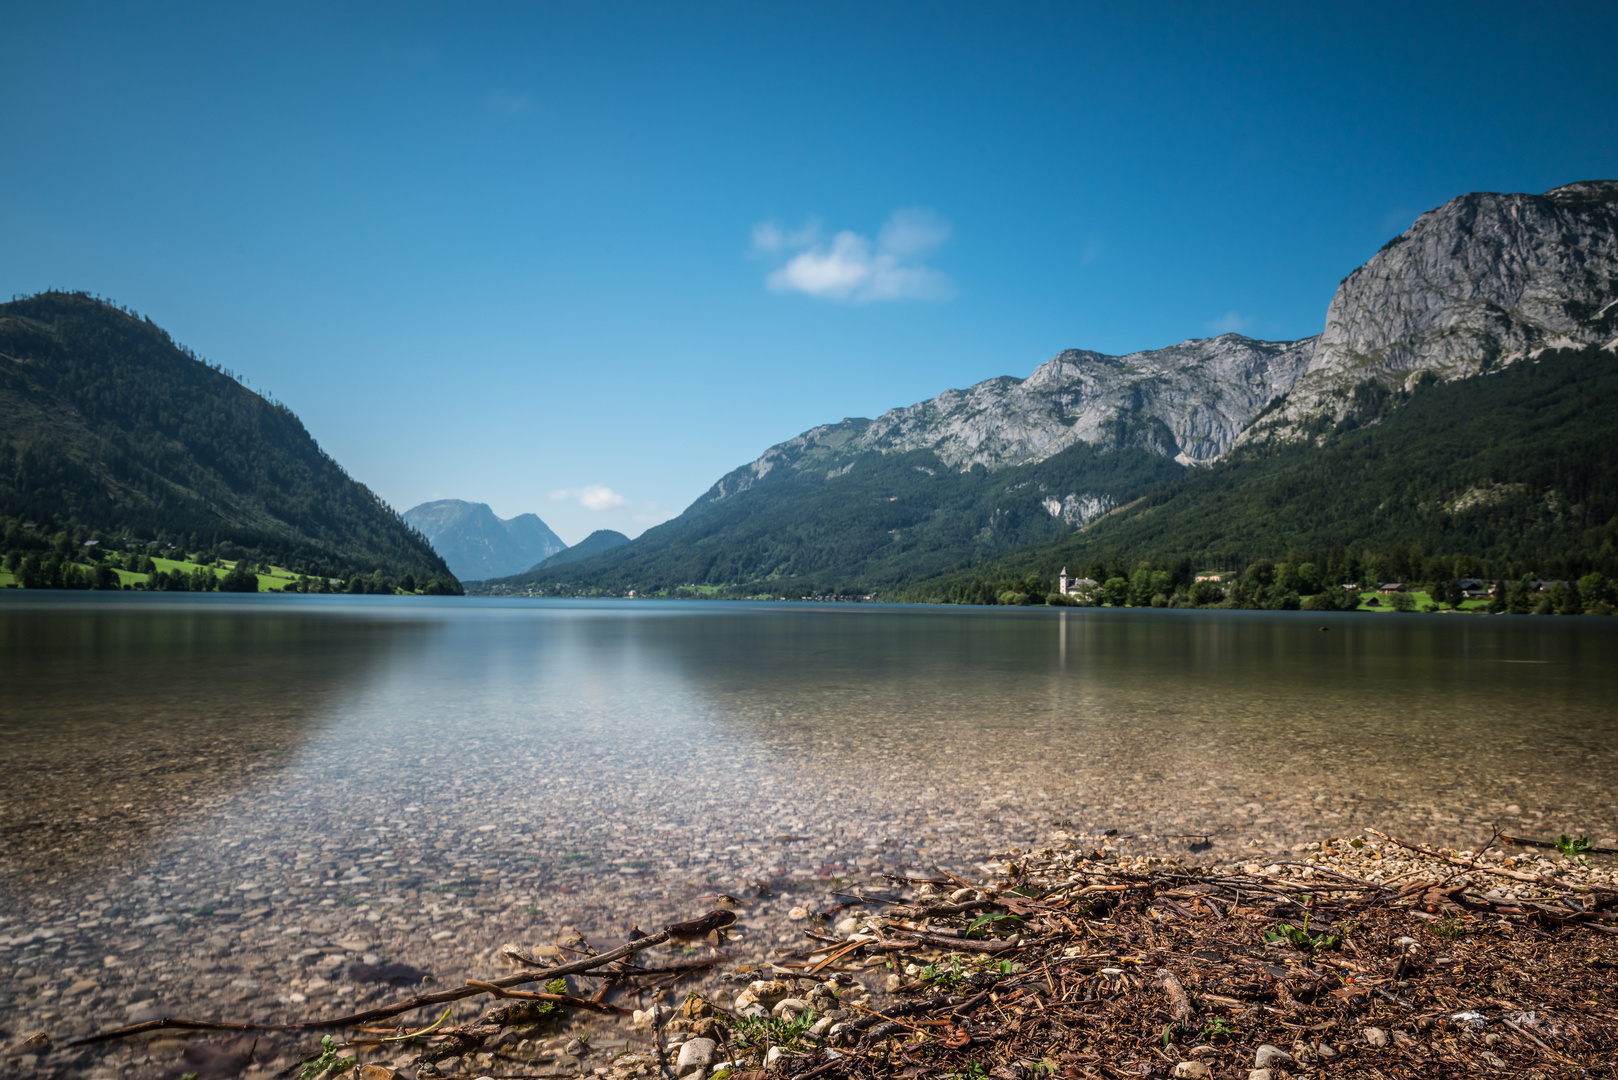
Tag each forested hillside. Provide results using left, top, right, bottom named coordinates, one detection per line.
left=906, top=343, right=1618, bottom=602
left=0, top=292, right=457, bottom=589
left=483, top=432, right=1184, bottom=596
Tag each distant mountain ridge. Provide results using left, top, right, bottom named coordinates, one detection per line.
left=535, top=529, right=629, bottom=570
left=0, top=291, right=456, bottom=585
left=485, top=180, right=1618, bottom=596
left=402, top=500, right=565, bottom=581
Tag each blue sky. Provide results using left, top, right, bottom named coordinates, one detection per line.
left=5, top=3, right=1617, bottom=544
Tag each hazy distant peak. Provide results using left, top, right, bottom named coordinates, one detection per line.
left=403, top=499, right=564, bottom=581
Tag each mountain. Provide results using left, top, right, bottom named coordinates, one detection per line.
left=1237, top=180, right=1618, bottom=448
left=0, top=291, right=456, bottom=586
left=905, top=341, right=1618, bottom=598
left=534, top=529, right=629, bottom=570
left=402, top=499, right=565, bottom=581
left=483, top=181, right=1618, bottom=597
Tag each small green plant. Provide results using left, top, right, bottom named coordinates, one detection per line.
left=1555, top=834, right=1593, bottom=861
left=946, top=1064, right=990, bottom=1080
left=338, top=896, right=360, bottom=907
left=726, top=1008, right=817, bottom=1057
left=1432, top=912, right=1465, bottom=940
left=1263, top=912, right=1340, bottom=952
left=298, top=1035, right=356, bottom=1079
left=917, top=957, right=969, bottom=991
left=189, top=905, right=216, bottom=917
left=1196, top=1016, right=1236, bottom=1041
left=532, top=977, right=568, bottom=1017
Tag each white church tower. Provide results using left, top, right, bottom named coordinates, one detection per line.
left=1058, top=567, right=1069, bottom=596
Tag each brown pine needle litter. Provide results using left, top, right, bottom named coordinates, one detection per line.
left=63, top=831, right=1618, bottom=1080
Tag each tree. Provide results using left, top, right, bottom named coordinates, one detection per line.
left=1102, top=577, right=1130, bottom=607
left=219, top=561, right=259, bottom=593
left=1578, top=572, right=1610, bottom=608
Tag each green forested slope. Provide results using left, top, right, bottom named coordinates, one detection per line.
left=0, top=292, right=456, bottom=586
left=906, top=343, right=1618, bottom=598
left=487, top=435, right=1185, bottom=595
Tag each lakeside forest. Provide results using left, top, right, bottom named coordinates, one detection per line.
left=0, top=513, right=456, bottom=594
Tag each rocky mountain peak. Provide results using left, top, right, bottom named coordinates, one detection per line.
left=706, top=179, right=1616, bottom=508
left=1238, top=182, right=1618, bottom=446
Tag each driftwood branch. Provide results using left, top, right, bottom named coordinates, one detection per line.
left=1156, top=969, right=1196, bottom=1030
left=462, top=981, right=630, bottom=1014
left=1368, top=829, right=1593, bottom=892
left=69, top=922, right=694, bottom=1045
left=1500, top=833, right=1618, bottom=856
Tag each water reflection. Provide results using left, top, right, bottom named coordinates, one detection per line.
left=3, top=595, right=1615, bottom=1057
left=4, top=597, right=1614, bottom=887
left=0, top=594, right=435, bottom=881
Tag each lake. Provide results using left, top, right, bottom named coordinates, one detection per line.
left=1, top=594, right=1614, bottom=1072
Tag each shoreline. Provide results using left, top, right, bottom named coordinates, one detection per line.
left=19, top=830, right=1617, bottom=1079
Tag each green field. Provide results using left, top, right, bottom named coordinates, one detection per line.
left=0, top=554, right=394, bottom=594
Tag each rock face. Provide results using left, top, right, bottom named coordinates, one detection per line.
left=712, top=335, right=1316, bottom=504
left=1240, top=180, right=1618, bottom=445
left=402, top=499, right=565, bottom=581
left=715, top=181, right=1618, bottom=499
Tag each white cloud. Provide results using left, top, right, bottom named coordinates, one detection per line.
left=1206, top=311, right=1253, bottom=334
left=752, top=208, right=954, bottom=303
left=548, top=485, right=627, bottom=511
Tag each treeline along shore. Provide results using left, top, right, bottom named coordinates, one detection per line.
left=0, top=513, right=459, bottom=595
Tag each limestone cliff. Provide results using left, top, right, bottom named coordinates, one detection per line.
left=716, top=180, right=1618, bottom=500
left=1238, top=180, right=1618, bottom=446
